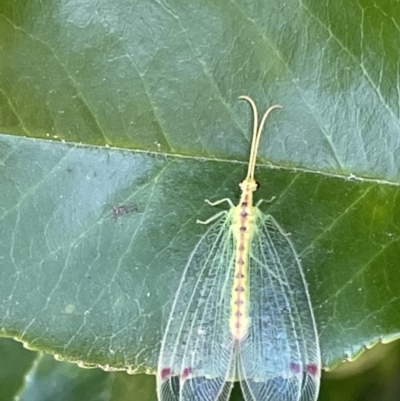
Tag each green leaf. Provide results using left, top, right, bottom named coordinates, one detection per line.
left=0, top=0, right=399, bottom=391
left=2, top=337, right=400, bottom=401
left=0, top=338, right=36, bottom=400
left=0, top=338, right=156, bottom=401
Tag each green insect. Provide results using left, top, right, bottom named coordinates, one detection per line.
left=157, top=96, right=321, bottom=401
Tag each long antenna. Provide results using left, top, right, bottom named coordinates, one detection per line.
left=239, top=96, right=282, bottom=180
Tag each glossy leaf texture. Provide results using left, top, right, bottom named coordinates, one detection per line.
left=1, top=0, right=400, bottom=397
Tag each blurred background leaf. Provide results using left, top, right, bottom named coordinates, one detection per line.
left=2, top=338, right=400, bottom=401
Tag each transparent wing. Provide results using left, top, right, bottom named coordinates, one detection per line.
left=238, top=211, right=321, bottom=401
left=157, top=210, right=237, bottom=401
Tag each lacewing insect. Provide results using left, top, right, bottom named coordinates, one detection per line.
left=157, top=96, right=321, bottom=401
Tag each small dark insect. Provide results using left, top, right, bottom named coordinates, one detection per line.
left=112, top=204, right=139, bottom=219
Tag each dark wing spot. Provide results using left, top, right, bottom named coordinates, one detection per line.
left=160, top=367, right=172, bottom=380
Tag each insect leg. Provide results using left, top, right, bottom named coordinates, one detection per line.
left=205, top=198, right=234, bottom=207
left=255, top=196, right=276, bottom=207
left=197, top=210, right=227, bottom=225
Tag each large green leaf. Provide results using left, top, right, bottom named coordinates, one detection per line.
left=1, top=0, right=400, bottom=398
